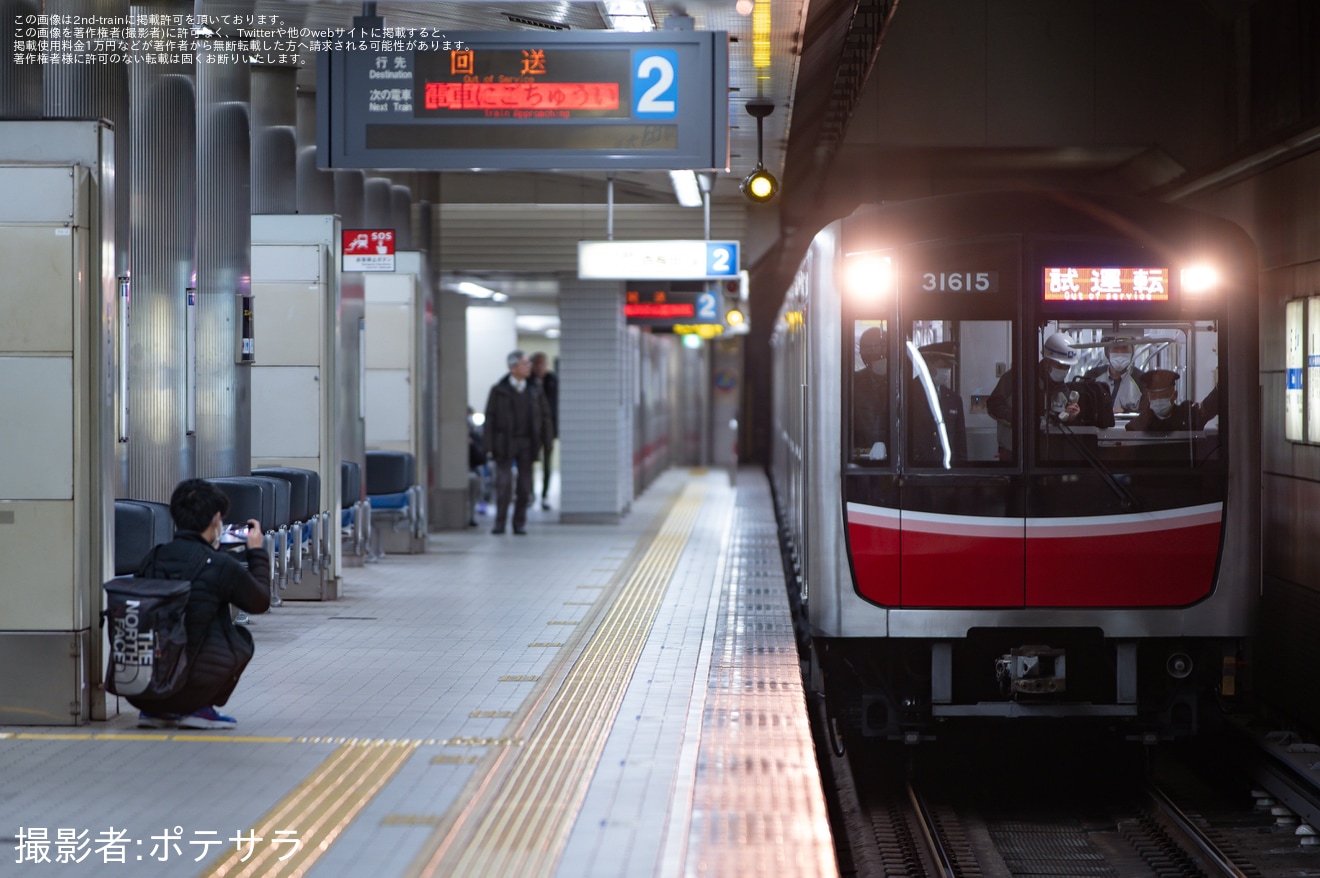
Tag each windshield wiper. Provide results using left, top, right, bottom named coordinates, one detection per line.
left=1049, top=416, right=1142, bottom=511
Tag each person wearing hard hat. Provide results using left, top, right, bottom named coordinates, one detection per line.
left=986, top=331, right=1110, bottom=457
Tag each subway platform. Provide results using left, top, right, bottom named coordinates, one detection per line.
left=0, top=469, right=836, bottom=878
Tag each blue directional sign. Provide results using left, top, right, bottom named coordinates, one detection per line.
left=705, top=241, right=738, bottom=277
left=319, top=31, right=728, bottom=171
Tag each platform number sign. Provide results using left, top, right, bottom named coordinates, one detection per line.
left=696, top=291, right=719, bottom=322
left=705, top=242, right=738, bottom=277
left=633, top=49, right=679, bottom=119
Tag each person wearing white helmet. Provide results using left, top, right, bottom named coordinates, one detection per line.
left=986, top=330, right=1109, bottom=457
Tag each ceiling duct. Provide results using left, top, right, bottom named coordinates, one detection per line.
left=502, top=12, right=569, bottom=30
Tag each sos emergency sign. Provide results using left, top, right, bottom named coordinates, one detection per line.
left=342, top=229, right=396, bottom=272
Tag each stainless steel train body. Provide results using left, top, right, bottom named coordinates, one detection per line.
left=770, top=191, right=1260, bottom=738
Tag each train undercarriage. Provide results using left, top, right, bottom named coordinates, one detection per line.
left=810, top=631, right=1244, bottom=743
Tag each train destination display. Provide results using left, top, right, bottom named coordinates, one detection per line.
left=1043, top=266, right=1170, bottom=302
left=319, top=30, right=728, bottom=171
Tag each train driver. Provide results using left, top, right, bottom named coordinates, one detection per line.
left=853, top=326, right=890, bottom=460
left=1084, top=336, right=1144, bottom=414
left=908, top=341, right=967, bottom=466
left=987, top=332, right=1110, bottom=457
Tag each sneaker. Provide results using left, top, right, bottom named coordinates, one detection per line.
left=540, top=501, right=551, bottom=511
left=178, top=706, right=237, bottom=730
left=491, top=525, right=505, bottom=535
left=137, top=711, right=179, bottom=729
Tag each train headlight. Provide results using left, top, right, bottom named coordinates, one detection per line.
left=1180, top=263, right=1220, bottom=295
left=844, top=254, right=893, bottom=301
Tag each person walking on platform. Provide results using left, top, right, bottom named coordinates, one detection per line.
left=484, top=350, right=551, bottom=535
left=529, top=351, right=559, bottom=509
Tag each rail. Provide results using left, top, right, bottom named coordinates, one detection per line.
left=1147, top=784, right=1251, bottom=878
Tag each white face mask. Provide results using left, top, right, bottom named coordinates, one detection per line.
left=933, top=367, right=952, bottom=389
left=869, top=359, right=888, bottom=377
left=1108, top=353, right=1132, bottom=373
left=1049, top=365, right=1069, bottom=383
left=1149, top=397, right=1174, bottom=418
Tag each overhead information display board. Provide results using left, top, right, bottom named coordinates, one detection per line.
left=318, top=31, right=729, bottom=171
left=624, top=281, right=721, bottom=326
left=580, top=240, right=739, bottom=280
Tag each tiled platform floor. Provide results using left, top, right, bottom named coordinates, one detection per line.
left=0, top=468, right=835, bottom=878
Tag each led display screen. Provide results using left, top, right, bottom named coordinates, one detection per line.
left=1043, top=267, right=1169, bottom=302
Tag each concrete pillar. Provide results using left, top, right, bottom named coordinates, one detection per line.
left=432, top=287, right=470, bottom=529
left=559, top=280, right=631, bottom=523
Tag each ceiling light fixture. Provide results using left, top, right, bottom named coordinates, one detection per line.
left=453, top=281, right=497, bottom=299
left=669, top=169, right=703, bottom=207
left=740, top=101, right=779, bottom=203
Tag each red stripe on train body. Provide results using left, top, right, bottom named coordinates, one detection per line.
left=846, top=503, right=1222, bottom=608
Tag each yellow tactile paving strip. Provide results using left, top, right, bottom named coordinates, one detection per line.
left=199, top=739, right=417, bottom=878
left=407, top=482, right=708, bottom=878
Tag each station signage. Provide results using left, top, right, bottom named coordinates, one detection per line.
left=580, top=240, right=739, bottom=280
left=342, top=229, right=396, bottom=272
left=624, top=281, right=721, bottom=327
left=318, top=30, right=729, bottom=171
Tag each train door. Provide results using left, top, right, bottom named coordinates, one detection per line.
left=898, top=317, right=1025, bottom=606
left=895, top=238, right=1026, bottom=607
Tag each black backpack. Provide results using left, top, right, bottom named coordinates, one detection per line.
left=101, top=552, right=208, bottom=700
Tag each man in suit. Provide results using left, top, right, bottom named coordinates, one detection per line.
left=483, top=350, right=552, bottom=535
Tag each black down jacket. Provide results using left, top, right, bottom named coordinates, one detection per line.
left=129, top=532, right=271, bottom=716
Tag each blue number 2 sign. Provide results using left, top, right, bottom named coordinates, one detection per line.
left=633, top=50, right=678, bottom=119
left=705, top=242, right=738, bottom=277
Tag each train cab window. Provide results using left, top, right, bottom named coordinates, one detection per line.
left=850, top=320, right=891, bottom=464
left=1029, top=321, right=1221, bottom=466
left=906, top=320, right=1013, bottom=468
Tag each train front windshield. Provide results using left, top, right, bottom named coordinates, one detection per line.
left=848, top=272, right=1223, bottom=471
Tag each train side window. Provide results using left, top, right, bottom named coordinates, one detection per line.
left=907, top=319, right=1013, bottom=468
left=850, top=319, right=891, bottom=464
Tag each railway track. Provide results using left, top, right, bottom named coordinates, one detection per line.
left=816, top=721, right=1319, bottom=878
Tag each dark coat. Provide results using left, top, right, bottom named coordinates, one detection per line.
left=852, top=368, right=890, bottom=452
left=988, top=366, right=1114, bottom=431
left=532, top=371, right=559, bottom=436
left=908, top=378, right=968, bottom=465
left=1083, top=364, right=1146, bottom=415
left=483, top=375, right=552, bottom=464
left=130, top=533, right=271, bottom=715
left=1126, top=400, right=1197, bottom=432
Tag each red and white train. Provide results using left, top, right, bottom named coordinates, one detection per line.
left=770, top=190, right=1259, bottom=739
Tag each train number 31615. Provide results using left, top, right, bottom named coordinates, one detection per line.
left=921, top=271, right=997, bottom=292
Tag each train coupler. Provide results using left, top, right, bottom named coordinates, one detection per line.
left=995, top=645, right=1067, bottom=696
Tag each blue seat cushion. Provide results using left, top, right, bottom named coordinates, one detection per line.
left=369, top=491, right=410, bottom=510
